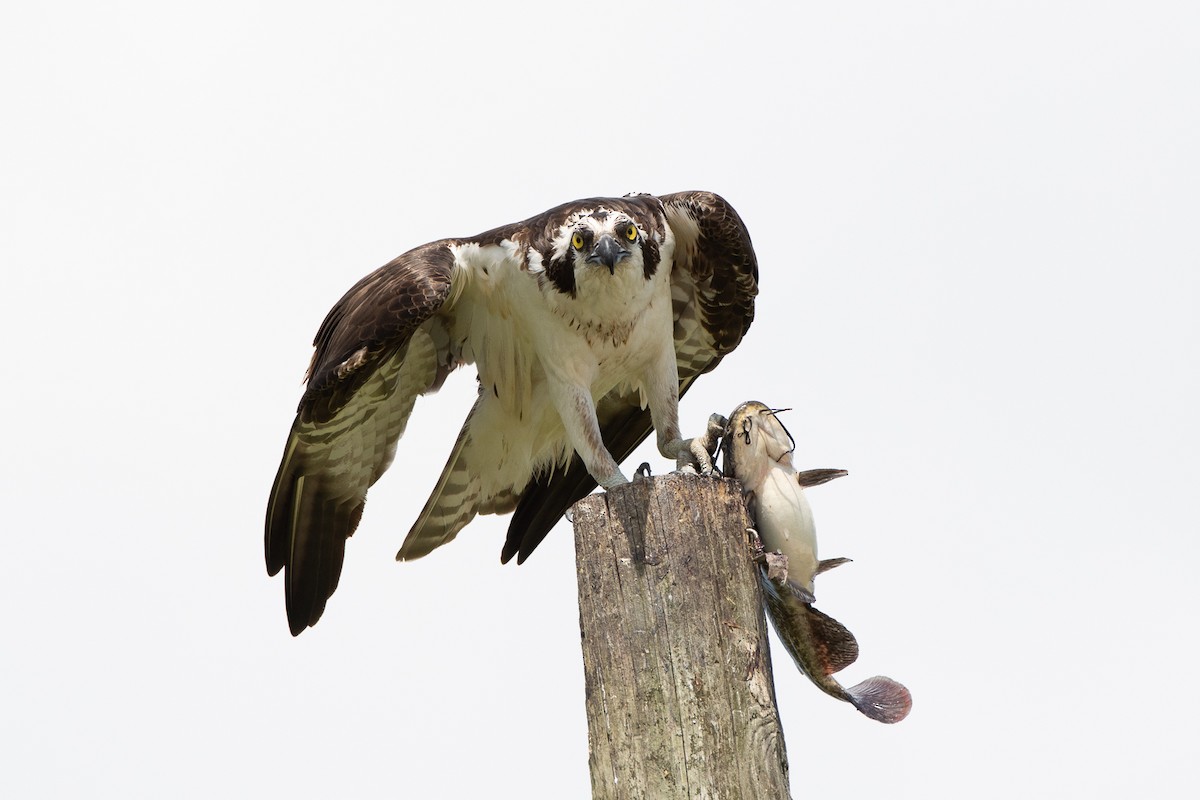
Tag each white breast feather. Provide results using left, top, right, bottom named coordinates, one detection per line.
left=436, top=233, right=677, bottom=501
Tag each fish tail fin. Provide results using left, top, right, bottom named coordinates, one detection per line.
left=845, top=676, right=913, bottom=724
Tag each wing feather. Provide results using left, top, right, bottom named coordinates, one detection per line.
left=265, top=243, right=456, bottom=635
left=394, top=398, right=487, bottom=561
left=267, top=191, right=760, bottom=634
left=659, top=190, right=759, bottom=363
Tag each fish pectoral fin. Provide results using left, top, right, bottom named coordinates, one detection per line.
left=817, top=557, right=852, bottom=575
left=794, top=468, right=849, bottom=488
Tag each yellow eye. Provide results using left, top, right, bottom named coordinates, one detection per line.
left=625, top=224, right=638, bottom=241
left=571, top=232, right=584, bottom=249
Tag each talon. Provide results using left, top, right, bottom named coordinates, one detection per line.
left=671, top=437, right=715, bottom=476
left=634, top=462, right=653, bottom=480
left=695, top=415, right=728, bottom=474
left=690, top=438, right=716, bottom=476
left=708, top=413, right=729, bottom=436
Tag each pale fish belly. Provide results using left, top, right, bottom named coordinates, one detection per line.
left=754, top=466, right=818, bottom=594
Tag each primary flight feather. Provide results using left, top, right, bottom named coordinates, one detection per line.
left=266, top=191, right=758, bottom=635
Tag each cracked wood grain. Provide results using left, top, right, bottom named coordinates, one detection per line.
left=574, top=474, right=791, bottom=799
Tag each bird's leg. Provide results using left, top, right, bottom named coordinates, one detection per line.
left=659, top=433, right=714, bottom=475
left=663, top=438, right=705, bottom=475
left=696, top=413, right=728, bottom=475
left=550, top=380, right=628, bottom=489
left=662, top=413, right=725, bottom=476
left=640, top=340, right=713, bottom=474
left=649, top=399, right=723, bottom=477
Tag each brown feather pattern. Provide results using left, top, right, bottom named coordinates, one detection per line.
left=266, top=191, right=759, bottom=633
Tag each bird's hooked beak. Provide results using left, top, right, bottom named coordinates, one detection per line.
left=587, top=235, right=628, bottom=274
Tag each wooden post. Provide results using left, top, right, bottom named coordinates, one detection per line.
left=573, top=473, right=791, bottom=799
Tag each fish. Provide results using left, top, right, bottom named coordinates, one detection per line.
left=758, top=560, right=912, bottom=724
left=720, top=401, right=844, bottom=601
left=719, top=401, right=912, bottom=724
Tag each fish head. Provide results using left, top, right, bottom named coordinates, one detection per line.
left=722, top=400, right=797, bottom=482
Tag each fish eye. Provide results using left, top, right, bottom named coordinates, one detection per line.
left=571, top=232, right=584, bottom=250
left=624, top=223, right=638, bottom=241
left=741, top=418, right=752, bottom=445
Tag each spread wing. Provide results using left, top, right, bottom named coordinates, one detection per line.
left=501, top=191, right=759, bottom=563
left=265, top=242, right=458, bottom=636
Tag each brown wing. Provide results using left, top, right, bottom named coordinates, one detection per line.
left=265, top=242, right=455, bottom=636
left=501, top=191, right=760, bottom=564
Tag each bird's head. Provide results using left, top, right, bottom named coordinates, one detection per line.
left=567, top=213, right=641, bottom=275
left=542, top=203, right=661, bottom=296
left=722, top=401, right=797, bottom=479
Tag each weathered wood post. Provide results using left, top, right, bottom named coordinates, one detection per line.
left=573, top=473, right=791, bottom=799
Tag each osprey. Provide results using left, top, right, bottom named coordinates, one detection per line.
left=266, top=191, right=758, bottom=635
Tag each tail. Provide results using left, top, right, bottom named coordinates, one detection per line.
left=845, top=676, right=913, bottom=724
left=396, top=399, right=488, bottom=561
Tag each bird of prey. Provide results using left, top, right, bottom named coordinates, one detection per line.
left=266, top=191, right=759, bottom=635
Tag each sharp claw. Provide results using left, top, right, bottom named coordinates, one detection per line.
left=634, top=462, right=653, bottom=480
left=667, top=418, right=728, bottom=478
left=672, top=437, right=715, bottom=476
left=705, top=417, right=724, bottom=449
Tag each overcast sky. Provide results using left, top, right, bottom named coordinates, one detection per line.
left=3, top=2, right=1197, bottom=797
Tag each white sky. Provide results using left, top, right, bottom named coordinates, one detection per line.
left=3, top=1, right=1197, bottom=797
